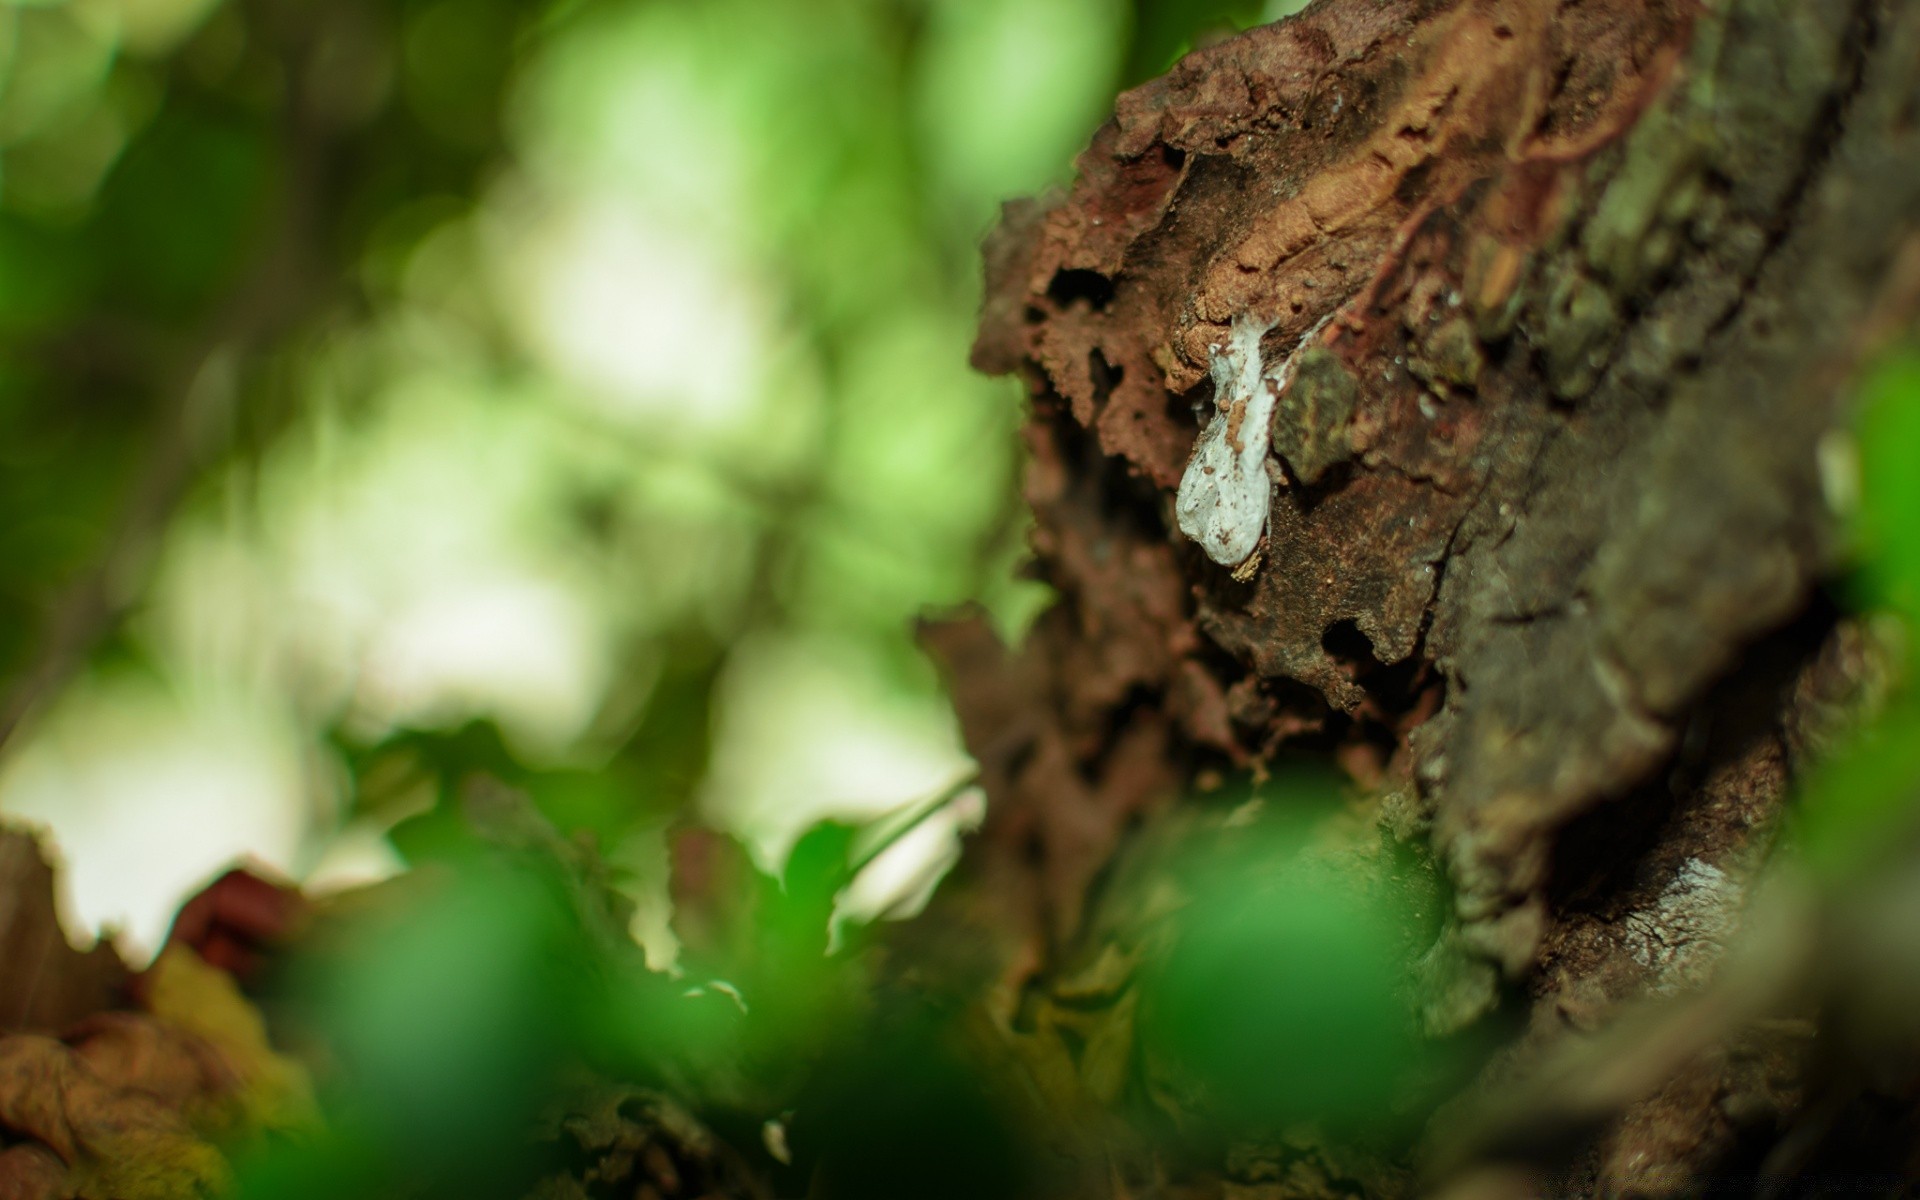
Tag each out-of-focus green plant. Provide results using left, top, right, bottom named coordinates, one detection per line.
left=223, top=793, right=1038, bottom=1198
left=1850, top=348, right=1920, bottom=639
left=0, top=0, right=1328, bottom=949
left=1141, top=868, right=1419, bottom=1133
left=1796, top=346, right=1920, bottom=879
left=795, top=1008, right=1043, bottom=1200
left=0, top=0, right=1382, bottom=1192
left=1126, top=781, right=1448, bottom=1143
left=1126, top=0, right=1313, bottom=83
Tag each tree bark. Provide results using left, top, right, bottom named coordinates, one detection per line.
left=909, top=0, right=1920, bottom=1194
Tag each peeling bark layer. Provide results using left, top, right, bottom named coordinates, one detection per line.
left=924, top=0, right=1920, bottom=1193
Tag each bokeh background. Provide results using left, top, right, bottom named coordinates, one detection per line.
left=7, top=4, right=1920, bottom=1196
left=0, top=0, right=1313, bottom=963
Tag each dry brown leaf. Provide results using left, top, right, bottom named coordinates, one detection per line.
left=0, top=829, right=128, bottom=1034
left=0, top=838, right=320, bottom=1199
left=0, top=1032, right=228, bottom=1200
left=0, top=1143, right=67, bottom=1200
left=142, top=944, right=321, bottom=1140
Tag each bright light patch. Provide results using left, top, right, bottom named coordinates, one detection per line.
left=915, top=0, right=1128, bottom=215
left=269, top=378, right=619, bottom=752
left=508, top=8, right=753, bottom=235
left=495, top=195, right=776, bottom=437
left=837, top=785, right=986, bottom=930
left=305, top=821, right=409, bottom=896
left=81, top=0, right=226, bottom=57
left=700, top=633, right=976, bottom=877
left=355, top=575, right=606, bottom=754
left=0, top=680, right=308, bottom=960
left=0, top=7, right=118, bottom=145
left=142, top=366, right=629, bottom=760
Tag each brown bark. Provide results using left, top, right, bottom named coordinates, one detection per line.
left=913, top=0, right=1920, bottom=1194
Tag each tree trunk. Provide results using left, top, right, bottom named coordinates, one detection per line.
left=908, top=0, right=1920, bottom=1194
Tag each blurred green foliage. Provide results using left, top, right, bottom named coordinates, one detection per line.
left=1797, top=346, right=1920, bottom=878
left=0, top=0, right=1308, bottom=1192
left=1850, top=348, right=1920, bottom=636
left=1142, top=864, right=1421, bottom=1132
left=11, top=0, right=1910, bottom=1190
left=1128, top=0, right=1275, bottom=82
left=0, top=0, right=1323, bottom=929
left=1132, top=790, right=1446, bottom=1143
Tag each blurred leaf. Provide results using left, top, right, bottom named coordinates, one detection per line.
left=95, top=103, right=273, bottom=315
left=781, top=819, right=860, bottom=928
left=0, top=216, right=91, bottom=331
left=1795, top=695, right=1920, bottom=879
left=231, top=1133, right=392, bottom=1200
left=1853, top=347, right=1920, bottom=637
left=1136, top=816, right=1429, bottom=1138
left=1126, top=0, right=1269, bottom=83
left=3, top=89, right=132, bottom=218
left=913, top=0, right=1128, bottom=222
left=400, top=0, right=517, bottom=147
left=289, top=859, right=584, bottom=1188
left=0, top=6, right=116, bottom=146
left=1797, top=347, right=1920, bottom=876
left=797, top=1009, right=1041, bottom=1200
left=143, top=945, right=322, bottom=1138
left=98, top=0, right=225, bottom=60
left=0, top=0, right=1276, bottom=1189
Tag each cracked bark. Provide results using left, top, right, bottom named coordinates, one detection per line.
left=904, top=0, right=1920, bottom=1195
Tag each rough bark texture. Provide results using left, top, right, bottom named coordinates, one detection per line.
left=917, top=0, right=1920, bottom=1194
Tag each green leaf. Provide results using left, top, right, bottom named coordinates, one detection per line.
left=1854, top=347, right=1920, bottom=637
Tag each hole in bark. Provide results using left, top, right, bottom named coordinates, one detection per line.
left=1546, top=593, right=1841, bottom=914
left=1161, top=145, right=1186, bottom=171
left=1056, top=398, right=1176, bottom=540
left=1321, top=619, right=1382, bottom=669
left=1089, top=349, right=1124, bottom=410
left=1547, top=773, right=1676, bottom=915
left=1046, top=269, right=1116, bottom=312
left=1394, top=159, right=1436, bottom=204
left=1077, top=685, right=1163, bottom=788
left=1170, top=376, right=1213, bottom=427
left=1002, top=737, right=1037, bottom=786
left=1535, top=54, right=1581, bottom=140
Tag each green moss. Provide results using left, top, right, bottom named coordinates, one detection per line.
left=1272, top=347, right=1359, bottom=484
left=1580, top=106, right=1705, bottom=297
left=1409, top=314, right=1484, bottom=393
left=1539, top=267, right=1622, bottom=401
